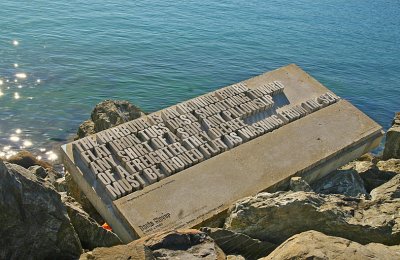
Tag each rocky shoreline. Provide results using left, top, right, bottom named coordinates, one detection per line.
left=1, top=100, right=399, bottom=259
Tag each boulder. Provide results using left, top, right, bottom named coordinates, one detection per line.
left=224, top=191, right=400, bottom=246
left=80, top=229, right=226, bottom=260
left=383, top=112, right=400, bottom=159
left=289, top=177, right=312, bottom=192
left=261, top=230, right=400, bottom=260
left=76, top=100, right=145, bottom=139
left=61, top=194, right=122, bottom=250
left=310, top=167, right=368, bottom=197
left=201, top=227, right=275, bottom=260
left=0, top=161, right=82, bottom=259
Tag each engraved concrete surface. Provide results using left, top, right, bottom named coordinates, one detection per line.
left=62, top=64, right=383, bottom=241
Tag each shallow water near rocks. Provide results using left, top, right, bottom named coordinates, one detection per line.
left=0, top=0, right=399, bottom=159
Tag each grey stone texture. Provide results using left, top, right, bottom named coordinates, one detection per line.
left=80, top=229, right=225, bottom=260
left=0, top=161, right=82, bottom=259
left=76, top=99, right=145, bottom=139
left=224, top=191, right=400, bottom=246
left=261, top=231, right=400, bottom=260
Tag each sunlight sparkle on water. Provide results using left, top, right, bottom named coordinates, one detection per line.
left=12, top=40, right=19, bottom=46
left=0, top=90, right=3, bottom=97
left=23, top=140, right=33, bottom=147
left=3, top=146, right=11, bottom=151
left=17, top=85, right=22, bottom=89
left=15, top=73, right=27, bottom=79
left=14, top=92, right=20, bottom=99
left=14, top=63, right=18, bottom=68
left=46, top=151, right=58, bottom=161
left=15, top=129, right=22, bottom=134
left=0, top=79, right=3, bottom=85
left=36, top=79, right=41, bottom=83
left=10, top=136, right=20, bottom=142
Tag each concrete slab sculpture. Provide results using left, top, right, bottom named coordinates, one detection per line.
left=62, top=64, right=383, bottom=242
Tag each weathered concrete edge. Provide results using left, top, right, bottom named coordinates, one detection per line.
left=61, top=144, right=138, bottom=242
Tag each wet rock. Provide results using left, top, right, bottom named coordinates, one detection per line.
left=65, top=171, right=104, bottom=224
left=383, top=112, right=400, bottom=159
left=76, top=100, right=145, bottom=139
left=261, top=231, right=400, bottom=260
left=80, top=229, right=225, bottom=260
left=61, top=194, right=121, bottom=250
left=224, top=191, right=400, bottom=246
left=6, top=150, right=51, bottom=169
left=201, top=227, right=275, bottom=260
left=289, top=177, right=312, bottom=192
left=310, top=167, right=368, bottom=197
left=0, top=161, right=82, bottom=259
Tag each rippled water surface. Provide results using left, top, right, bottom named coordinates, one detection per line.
left=0, top=0, right=399, bottom=158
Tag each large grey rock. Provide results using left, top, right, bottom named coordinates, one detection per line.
left=0, top=161, right=82, bottom=259
left=61, top=194, right=122, bottom=250
left=76, top=100, right=145, bottom=139
left=310, top=167, right=368, bottom=197
left=224, top=191, right=400, bottom=246
left=383, top=112, right=400, bottom=159
left=261, top=230, right=400, bottom=260
left=201, top=227, right=275, bottom=260
left=80, top=229, right=225, bottom=260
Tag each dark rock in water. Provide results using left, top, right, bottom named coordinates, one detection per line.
left=77, top=119, right=96, bottom=139
left=80, top=229, right=225, bottom=260
left=383, top=112, right=400, bottom=160
left=65, top=171, right=104, bottom=224
left=310, top=166, right=368, bottom=197
left=0, top=161, right=82, bottom=259
left=224, top=190, right=400, bottom=246
left=76, top=100, right=145, bottom=139
left=261, top=231, right=400, bottom=260
left=289, top=177, right=312, bottom=192
left=201, top=227, right=275, bottom=260
left=6, top=150, right=51, bottom=169
left=61, top=193, right=121, bottom=250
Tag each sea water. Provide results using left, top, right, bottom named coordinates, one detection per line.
left=0, top=0, right=399, bottom=159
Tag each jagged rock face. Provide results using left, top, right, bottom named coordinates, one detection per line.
left=261, top=231, right=400, bottom=260
left=61, top=194, right=121, bottom=250
left=310, top=167, right=368, bottom=197
left=201, top=227, right=275, bottom=260
left=224, top=191, right=400, bottom=246
left=80, top=229, right=226, bottom=260
left=370, top=174, right=400, bottom=201
left=76, top=100, right=145, bottom=139
left=383, top=112, right=400, bottom=160
left=0, top=161, right=82, bottom=259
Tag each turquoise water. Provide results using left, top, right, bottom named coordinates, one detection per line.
left=0, top=0, right=399, bottom=159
